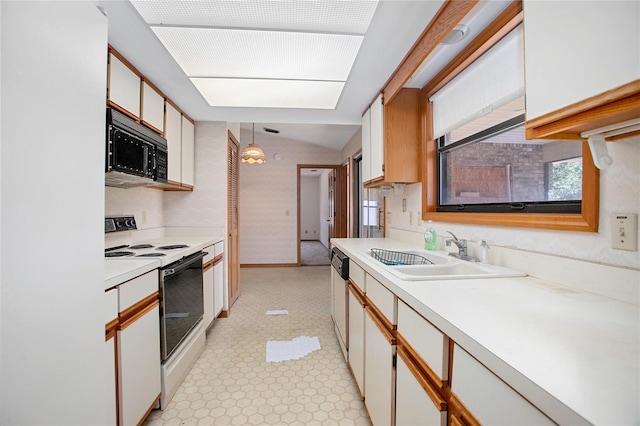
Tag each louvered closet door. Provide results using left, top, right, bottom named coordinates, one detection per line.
left=227, top=131, right=240, bottom=309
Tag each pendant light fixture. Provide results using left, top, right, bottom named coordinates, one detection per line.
left=241, top=123, right=266, bottom=164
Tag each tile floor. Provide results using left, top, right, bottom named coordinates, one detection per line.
left=300, top=241, right=331, bottom=266
left=145, top=266, right=370, bottom=425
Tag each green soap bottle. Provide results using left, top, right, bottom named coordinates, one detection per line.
left=424, top=220, right=437, bottom=250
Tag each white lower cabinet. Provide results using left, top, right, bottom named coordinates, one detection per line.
left=119, top=303, right=161, bottom=426
left=348, top=282, right=366, bottom=397
left=451, top=344, right=554, bottom=425
left=213, top=256, right=224, bottom=317
left=396, top=348, right=446, bottom=426
left=104, top=288, right=118, bottom=426
left=203, top=260, right=215, bottom=330
left=204, top=242, right=224, bottom=330
left=364, top=306, right=395, bottom=426
left=117, top=271, right=161, bottom=426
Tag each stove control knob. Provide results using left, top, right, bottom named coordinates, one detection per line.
left=125, top=218, right=136, bottom=228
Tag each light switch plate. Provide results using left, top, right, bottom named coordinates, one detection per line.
left=610, top=213, right=638, bottom=251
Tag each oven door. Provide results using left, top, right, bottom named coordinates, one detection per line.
left=160, top=251, right=206, bottom=361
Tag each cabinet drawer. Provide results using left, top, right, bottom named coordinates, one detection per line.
left=119, top=271, right=158, bottom=313
left=451, top=344, right=554, bottom=425
left=349, top=261, right=365, bottom=292
left=397, top=300, right=447, bottom=383
left=365, top=274, right=395, bottom=325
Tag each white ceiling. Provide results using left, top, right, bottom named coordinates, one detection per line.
left=98, top=0, right=510, bottom=150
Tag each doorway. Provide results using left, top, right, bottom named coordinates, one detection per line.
left=297, top=164, right=347, bottom=266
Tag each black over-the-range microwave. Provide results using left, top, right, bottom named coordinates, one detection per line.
left=105, top=107, right=168, bottom=188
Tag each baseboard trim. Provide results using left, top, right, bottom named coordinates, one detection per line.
left=241, top=263, right=299, bottom=268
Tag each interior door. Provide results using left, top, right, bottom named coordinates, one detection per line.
left=328, top=170, right=335, bottom=244
left=227, top=131, right=240, bottom=309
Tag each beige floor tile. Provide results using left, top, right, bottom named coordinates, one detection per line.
left=145, top=266, right=370, bottom=425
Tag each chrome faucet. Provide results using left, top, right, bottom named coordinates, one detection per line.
left=446, top=231, right=479, bottom=262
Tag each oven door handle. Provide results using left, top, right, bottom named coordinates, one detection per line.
left=162, top=251, right=208, bottom=277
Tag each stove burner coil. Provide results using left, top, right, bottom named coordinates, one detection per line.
left=129, top=244, right=154, bottom=249
left=157, top=245, right=189, bottom=250
left=105, top=251, right=135, bottom=257
left=136, top=253, right=166, bottom=257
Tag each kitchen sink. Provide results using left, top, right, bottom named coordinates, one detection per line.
left=366, top=249, right=525, bottom=281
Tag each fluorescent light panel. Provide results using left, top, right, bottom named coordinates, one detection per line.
left=130, top=0, right=378, bottom=34
left=152, top=27, right=364, bottom=81
left=191, top=78, right=345, bottom=109
left=129, top=0, right=379, bottom=109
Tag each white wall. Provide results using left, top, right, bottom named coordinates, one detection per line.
left=384, top=136, right=640, bottom=269
left=239, top=129, right=341, bottom=264
left=300, top=176, right=320, bottom=241
left=1, top=2, right=108, bottom=423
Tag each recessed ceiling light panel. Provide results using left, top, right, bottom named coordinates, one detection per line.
left=191, top=78, right=345, bottom=109
left=152, top=27, right=364, bottom=81
left=131, top=0, right=379, bottom=34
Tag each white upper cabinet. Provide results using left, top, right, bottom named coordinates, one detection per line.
left=141, top=81, right=165, bottom=133
left=523, top=1, right=639, bottom=121
left=108, top=53, right=141, bottom=118
left=361, top=107, right=372, bottom=183
left=361, top=94, right=384, bottom=184
left=369, top=93, right=385, bottom=182
left=164, top=102, right=182, bottom=184
left=181, top=116, right=195, bottom=187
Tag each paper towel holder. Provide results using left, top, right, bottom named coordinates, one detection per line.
left=581, top=118, right=640, bottom=170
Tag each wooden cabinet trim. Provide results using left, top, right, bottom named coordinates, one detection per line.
left=365, top=305, right=396, bottom=345
left=396, top=332, right=446, bottom=391
left=382, top=0, right=478, bottom=104
left=106, top=318, right=118, bottom=341
left=423, top=1, right=522, bottom=98
left=525, top=80, right=640, bottom=140
left=118, top=293, right=159, bottom=330
left=397, top=344, right=447, bottom=411
left=204, top=254, right=223, bottom=270
left=449, top=393, right=482, bottom=426
left=349, top=280, right=367, bottom=307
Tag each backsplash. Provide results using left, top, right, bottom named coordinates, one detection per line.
left=385, top=135, right=640, bottom=270
left=105, top=186, right=164, bottom=230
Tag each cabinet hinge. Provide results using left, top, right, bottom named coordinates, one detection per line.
left=382, top=164, right=385, bottom=172
left=392, top=353, right=397, bottom=369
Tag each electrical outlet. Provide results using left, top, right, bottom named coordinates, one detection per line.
left=409, top=211, right=413, bottom=225
left=418, top=210, right=422, bottom=226
left=611, top=213, right=638, bottom=251
left=387, top=211, right=392, bottom=224
left=141, top=211, right=147, bottom=224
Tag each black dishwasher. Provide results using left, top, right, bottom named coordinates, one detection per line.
left=331, top=247, right=349, bottom=360
left=331, top=247, right=349, bottom=279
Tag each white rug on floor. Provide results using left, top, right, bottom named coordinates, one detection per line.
left=266, top=336, right=321, bottom=363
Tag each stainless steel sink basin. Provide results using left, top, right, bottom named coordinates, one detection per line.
left=366, top=249, right=525, bottom=281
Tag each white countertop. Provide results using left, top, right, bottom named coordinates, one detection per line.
left=332, top=238, right=640, bottom=425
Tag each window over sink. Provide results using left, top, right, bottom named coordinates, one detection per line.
left=420, top=2, right=598, bottom=231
